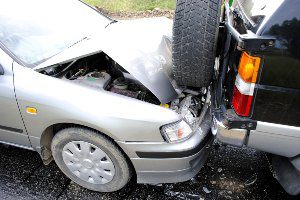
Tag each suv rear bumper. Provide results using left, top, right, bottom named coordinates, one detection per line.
left=213, top=114, right=248, bottom=147
left=211, top=106, right=257, bottom=147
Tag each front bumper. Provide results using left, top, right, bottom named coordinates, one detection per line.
left=117, top=113, right=213, bottom=184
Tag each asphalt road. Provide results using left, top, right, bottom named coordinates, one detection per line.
left=0, top=142, right=298, bottom=200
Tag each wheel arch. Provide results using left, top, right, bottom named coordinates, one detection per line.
left=38, top=123, right=137, bottom=178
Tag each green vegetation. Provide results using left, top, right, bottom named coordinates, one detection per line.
left=83, top=0, right=175, bottom=11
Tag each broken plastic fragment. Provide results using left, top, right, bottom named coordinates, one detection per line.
left=165, top=190, right=180, bottom=197
left=190, top=177, right=199, bottom=184
left=203, top=187, right=212, bottom=194
left=220, top=174, right=226, bottom=179
left=245, top=174, right=257, bottom=186
left=185, top=193, right=203, bottom=199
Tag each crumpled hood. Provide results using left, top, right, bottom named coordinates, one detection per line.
left=35, top=17, right=178, bottom=103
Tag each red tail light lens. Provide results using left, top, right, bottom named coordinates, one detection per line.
left=232, top=52, right=261, bottom=117
left=232, top=85, right=253, bottom=117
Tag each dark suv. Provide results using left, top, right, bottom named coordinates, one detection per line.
left=172, top=0, right=300, bottom=195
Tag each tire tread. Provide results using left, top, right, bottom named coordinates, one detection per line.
left=172, top=0, right=221, bottom=87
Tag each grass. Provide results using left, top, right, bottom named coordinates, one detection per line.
left=83, top=0, right=176, bottom=11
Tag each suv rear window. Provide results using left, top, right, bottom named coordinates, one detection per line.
left=233, top=0, right=284, bottom=28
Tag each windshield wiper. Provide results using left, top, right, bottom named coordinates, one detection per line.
left=105, top=19, right=118, bottom=28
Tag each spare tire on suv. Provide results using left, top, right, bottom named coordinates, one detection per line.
left=172, top=0, right=222, bottom=88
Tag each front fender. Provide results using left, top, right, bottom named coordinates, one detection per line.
left=13, top=64, right=181, bottom=147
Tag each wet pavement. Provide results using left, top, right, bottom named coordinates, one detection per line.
left=0, top=142, right=299, bottom=200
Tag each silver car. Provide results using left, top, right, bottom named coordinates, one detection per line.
left=0, top=0, right=213, bottom=192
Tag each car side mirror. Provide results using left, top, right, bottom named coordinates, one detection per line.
left=0, top=64, right=4, bottom=75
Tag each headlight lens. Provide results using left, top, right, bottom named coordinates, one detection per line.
left=161, top=120, right=193, bottom=142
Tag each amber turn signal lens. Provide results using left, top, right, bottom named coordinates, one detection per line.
left=238, top=52, right=261, bottom=83
left=26, top=107, right=37, bottom=115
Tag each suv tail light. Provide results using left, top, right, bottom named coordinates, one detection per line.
left=232, top=52, right=261, bottom=117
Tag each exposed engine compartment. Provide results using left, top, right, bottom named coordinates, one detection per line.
left=39, top=52, right=208, bottom=127
left=40, top=53, right=161, bottom=105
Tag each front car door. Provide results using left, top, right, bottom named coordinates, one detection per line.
left=0, top=48, right=31, bottom=148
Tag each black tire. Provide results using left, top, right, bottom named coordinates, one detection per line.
left=272, top=155, right=300, bottom=196
left=51, top=127, right=132, bottom=192
left=172, top=0, right=222, bottom=87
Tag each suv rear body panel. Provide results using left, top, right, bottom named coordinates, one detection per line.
left=252, top=0, right=300, bottom=127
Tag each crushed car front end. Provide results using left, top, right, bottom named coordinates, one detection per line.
left=117, top=94, right=213, bottom=184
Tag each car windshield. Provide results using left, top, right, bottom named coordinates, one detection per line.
left=0, top=0, right=111, bottom=67
left=234, top=0, right=284, bottom=28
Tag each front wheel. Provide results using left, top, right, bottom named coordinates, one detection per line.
left=51, top=127, right=132, bottom=192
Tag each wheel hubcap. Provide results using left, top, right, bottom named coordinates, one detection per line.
left=62, top=141, right=115, bottom=184
left=82, top=159, right=93, bottom=169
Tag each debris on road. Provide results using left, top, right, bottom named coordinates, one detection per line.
left=0, top=142, right=294, bottom=200
left=203, top=187, right=212, bottom=194
left=245, top=174, right=258, bottom=186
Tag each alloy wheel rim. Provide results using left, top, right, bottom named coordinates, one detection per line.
left=62, top=141, right=115, bottom=184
